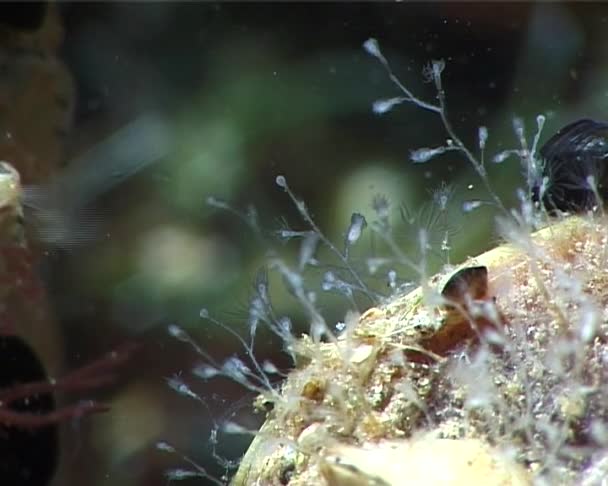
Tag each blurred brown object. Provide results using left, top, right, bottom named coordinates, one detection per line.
left=0, top=0, right=72, bottom=380
left=0, top=5, right=76, bottom=483
left=0, top=2, right=74, bottom=184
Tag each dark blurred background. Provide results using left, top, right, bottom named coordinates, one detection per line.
left=3, top=2, right=608, bottom=485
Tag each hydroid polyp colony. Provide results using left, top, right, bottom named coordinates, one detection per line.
left=165, top=38, right=608, bottom=485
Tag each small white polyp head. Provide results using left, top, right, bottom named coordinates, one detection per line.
left=0, top=161, right=20, bottom=209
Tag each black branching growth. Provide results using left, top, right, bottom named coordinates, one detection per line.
left=535, top=118, right=608, bottom=213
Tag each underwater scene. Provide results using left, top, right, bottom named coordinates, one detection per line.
left=3, top=2, right=608, bottom=485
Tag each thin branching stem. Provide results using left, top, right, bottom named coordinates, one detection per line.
left=366, top=38, right=512, bottom=215
left=276, top=176, right=376, bottom=304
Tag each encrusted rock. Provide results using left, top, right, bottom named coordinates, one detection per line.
left=232, top=216, right=608, bottom=485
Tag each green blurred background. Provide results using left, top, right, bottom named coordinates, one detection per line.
left=7, top=2, right=608, bottom=485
